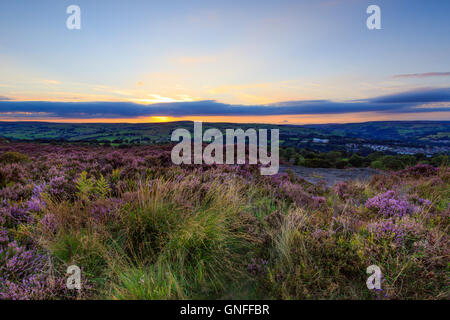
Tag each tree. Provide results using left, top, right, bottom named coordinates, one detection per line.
left=380, top=155, right=404, bottom=170
left=349, top=154, right=365, bottom=167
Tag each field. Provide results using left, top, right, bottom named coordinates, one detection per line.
left=0, top=141, right=448, bottom=299
left=1, top=121, right=449, bottom=145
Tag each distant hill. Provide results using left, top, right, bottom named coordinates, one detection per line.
left=304, top=121, right=450, bottom=141
left=0, top=121, right=448, bottom=147
left=0, top=121, right=317, bottom=144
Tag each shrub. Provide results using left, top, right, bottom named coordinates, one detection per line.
left=0, top=141, right=447, bottom=300
left=370, top=160, right=384, bottom=170
left=333, top=181, right=365, bottom=203
left=379, top=155, right=404, bottom=170
left=335, top=160, right=349, bottom=169
left=365, top=191, right=415, bottom=217
left=396, top=163, right=438, bottom=178
left=349, top=154, right=365, bottom=167
left=0, top=152, right=30, bottom=165
left=301, top=158, right=333, bottom=168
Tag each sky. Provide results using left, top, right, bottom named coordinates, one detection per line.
left=0, top=0, right=449, bottom=124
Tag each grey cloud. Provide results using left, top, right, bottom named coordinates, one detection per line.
left=0, top=87, right=449, bottom=119
left=393, top=72, right=450, bottom=78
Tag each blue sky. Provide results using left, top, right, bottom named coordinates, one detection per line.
left=0, top=0, right=449, bottom=123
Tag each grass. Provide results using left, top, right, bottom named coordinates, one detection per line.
left=0, top=142, right=448, bottom=300
left=35, top=175, right=265, bottom=299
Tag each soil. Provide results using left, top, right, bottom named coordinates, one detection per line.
left=279, top=165, right=382, bottom=187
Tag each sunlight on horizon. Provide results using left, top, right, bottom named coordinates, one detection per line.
left=1, top=112, right=449, bottom=125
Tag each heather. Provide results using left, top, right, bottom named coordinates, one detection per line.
left=0, top=142, right=448, bottom=300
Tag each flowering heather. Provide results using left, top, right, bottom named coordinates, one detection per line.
left=367, top=219, right=407, bottom=245
left=48, top=175, right=67, bottom=197
left=25, top=184, right=46, bottom=213
left=276, top=180, right=316, bottom=208
left=0, top=240, right=45, bottom=280
left=0, top=201, right=32, bottom=225
left=333, top=180, right=367, bottom=205
left=417, top=198, right=432, bottom=206
left=0, top=236, right=69, bottom=300
left=1, top=274, right=52, bottom=300
left=0, top=227, right=8, bottom=242
left=0, top=184, right=33, bottom=202
left=88, top=198, right=123, bottom=223
left=367, top=217, right=424, bottom=246
left=397, top=163, right=439, bottom=178
left=40, top=213, right=59, bottom=234
left=269, top=173, right=289, bottom=187
left=0, top=163, right=27, bottom=186
left=365, top=191, right=415, bottom=218
left=333, top=181, right=353, bottom=199
left=0, top=141, right=448, bottom=300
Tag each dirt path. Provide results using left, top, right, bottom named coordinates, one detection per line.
left=279, top=165, right=382, bottom=187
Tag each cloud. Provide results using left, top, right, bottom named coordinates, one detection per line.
left=393, top=72, right=450, bottom=79
left=0, top=87, right=449, bottom=119
left=367, top=87, right=450, bottom=104
left=0, top=96, right=11, bottom=101
left=39, top=79, right=61, bottom=85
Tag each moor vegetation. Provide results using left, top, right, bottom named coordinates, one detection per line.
left=280, top=148, right=449, bottom=170
left=0, top=141, right=448, bottom=300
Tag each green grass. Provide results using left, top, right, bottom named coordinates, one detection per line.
left=11, top=156, right=448, bottom=300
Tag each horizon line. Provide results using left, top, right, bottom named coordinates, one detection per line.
left=0, top=119, right=449, bottom=127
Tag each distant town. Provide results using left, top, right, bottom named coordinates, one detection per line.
left=346, top=142, right=450, bottom=156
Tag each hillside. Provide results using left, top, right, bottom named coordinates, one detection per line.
left=0, top=121, right=448, bottom=145
left=0, top=141, right=448, bottom=299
